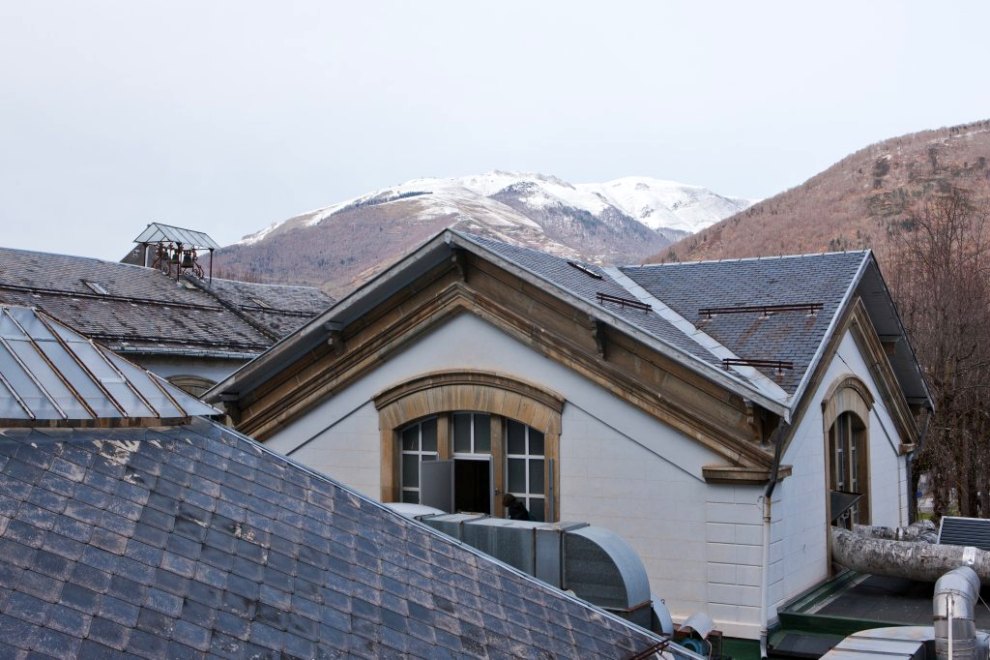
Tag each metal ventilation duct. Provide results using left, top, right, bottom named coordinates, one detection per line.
left=416, top=513, right=654, bottom=628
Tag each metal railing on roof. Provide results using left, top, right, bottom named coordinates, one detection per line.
left=699, top=303, right=823, bottom=319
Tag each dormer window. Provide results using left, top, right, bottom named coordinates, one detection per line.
left=82, top=280, right=108, bottom=295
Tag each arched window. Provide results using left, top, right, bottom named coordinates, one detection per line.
left=396, top=413, right=548, bottom=521
left=166, top=375, right=216, bottom=398
left=823, top=377, right=873, bottom=529
left=828, top=411, right=869, bottom=527
left=377, top=372, right=562, bottom=521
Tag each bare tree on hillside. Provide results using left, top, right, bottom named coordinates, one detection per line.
left=886, top=187, right=990, bottom=518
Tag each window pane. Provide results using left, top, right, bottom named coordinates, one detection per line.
left=507, top=420, right=526, bottom=454
left=401, top=490, right=419, bottom=504
left=474, top=415, right=491, bottom=453
left=402, top=426, right=418, bottom=451
left=507, top=458, right=526, bottom=492
left=402, top=457, right=419, bottom=488
left=529, top=459, right=544, bottom=494
left=529, top=429, right=544, bottom=456
left=453, top=413, right=472, bottom=453
left=529, top=497, right=545, bottom=522
left=421, top=418, right=437, bottom=452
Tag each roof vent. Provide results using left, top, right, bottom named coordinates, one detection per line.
left=81, top=280, right=109, bottom=295
left=132, top=222, right=219, bottom=283
left=938, top=516, right=990, bottom=551
left=567, top=261, right=603, bottom=279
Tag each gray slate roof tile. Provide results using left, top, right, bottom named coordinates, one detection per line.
left=0, top=417, right=663, bottom=657
left=460, top=233, right=868, bottom=396
left=0, top=246, right=333, bottom=358
left=464, top=234, right=724, bottom=367
left=621, top=252, right=868, bottom=392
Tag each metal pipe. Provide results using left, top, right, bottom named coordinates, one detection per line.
left=760, top=422, right=789, bottom=660
left=934, top=566, right=979, bottom=660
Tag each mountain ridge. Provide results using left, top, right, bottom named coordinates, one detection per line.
left=652, top=119, right=990, bottom=263
left=217, top=171, right=752, bottom=296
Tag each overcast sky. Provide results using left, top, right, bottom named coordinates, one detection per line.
left=2, top=1, right=988, bottom=261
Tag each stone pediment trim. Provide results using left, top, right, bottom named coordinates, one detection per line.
left=780, top=299, right=918, bottom=455
left=238, top=262, right=775, bottom=471
left=702, top=464, right=793, bottom=485
left=374, top=371, right=564, bottom=430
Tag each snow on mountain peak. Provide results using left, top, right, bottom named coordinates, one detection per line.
left=236, top=171, right=752, bottom=246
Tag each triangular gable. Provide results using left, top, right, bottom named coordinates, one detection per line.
left=207, top=230, right=931, bottom=474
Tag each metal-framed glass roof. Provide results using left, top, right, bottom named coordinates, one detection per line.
left=0, top=305, right=218, bottom=425
left=133, top=222, right=221, bottom=250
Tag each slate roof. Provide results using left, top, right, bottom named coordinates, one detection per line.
left=208, top=229, right=930, bottom=420
left=0, top=417, right=667, bottom=658
left=461, top=234, right=868, bottom=396
left=0, top=247, right=334, bottom=360
left=0, top=306, right=668, bottom=658
left=619, top=253, right=869, bottom=393
left=463, top=235, right=724, bottom=369
left=200, top=278, right=335, bottom=340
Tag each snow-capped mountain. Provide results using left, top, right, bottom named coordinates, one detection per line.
left=240, top=171, right=752, bottom=248
left=222, top=172, right=752, bottom=296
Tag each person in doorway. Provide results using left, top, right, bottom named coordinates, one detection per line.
left=503, top=493, right=530, bottom=520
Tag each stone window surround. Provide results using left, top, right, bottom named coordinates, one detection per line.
left=374, top=370, right=563, bottom=519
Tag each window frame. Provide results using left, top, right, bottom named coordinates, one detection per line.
left=398, top=416, right=439, bottom=504
left=822, top=376, right=874, bottom=532
left=377, top=371, right=562, bottom=521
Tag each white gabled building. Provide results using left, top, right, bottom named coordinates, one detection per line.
left=208, top=229, right=932, bottom=642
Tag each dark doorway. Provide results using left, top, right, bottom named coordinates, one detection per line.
left=454, top=459, right=491, bottom=514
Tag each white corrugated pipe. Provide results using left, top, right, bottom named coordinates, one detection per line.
left=831, top=527, right=990, bottom=583
left=934, top=566, right=987, bottom=660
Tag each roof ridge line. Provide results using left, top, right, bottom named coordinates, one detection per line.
left=600, top=266, right=790, bottom=402
left=635, top=248, right=872, bottom=267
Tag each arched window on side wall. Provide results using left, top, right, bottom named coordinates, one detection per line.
left=829, top=411, right=869, bottom=527
left=823, top=376, right=874, bottom=529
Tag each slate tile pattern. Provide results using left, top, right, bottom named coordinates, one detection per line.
left=460, top=234, right=867, bottom=395
left=0, top=247, right=333, bottom=359
left=0, top=418, right=663, bottom=658
left=462, top=234, right=724, bottom=367
left=203, top=278, right=334, bottom=339
left=620, top=253, right=867, bottom=393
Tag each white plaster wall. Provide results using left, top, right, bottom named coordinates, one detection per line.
left=262, top=314, right=776, bottom=632
left=767, top=329, right=909, bottom=623
left=259, top=313, right=907, bottom=640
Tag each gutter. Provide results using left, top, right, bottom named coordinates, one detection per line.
left=760, top=422, right=788, bottom=659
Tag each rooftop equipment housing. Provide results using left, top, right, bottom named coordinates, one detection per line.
left=413, top=512, right=659, bottom=632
